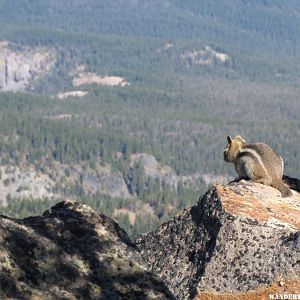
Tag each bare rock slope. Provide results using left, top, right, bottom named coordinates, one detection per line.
left=136, top=177, right=300, bottom=299
left=0, top=201, right=173, bottom=299
left=0, top=41, right=56, bottom=92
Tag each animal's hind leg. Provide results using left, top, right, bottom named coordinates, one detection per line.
left=249, top=164, right=272, bottom=186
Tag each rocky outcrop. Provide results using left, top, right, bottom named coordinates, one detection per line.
left=0, top=165, right=57, bottom=206
left=129, top=152, right=229, bottom=192
left=0, top=162, right=132, bottom=206
left=1, top=177, right=299, bottom=299
left=136, top=177, right=300, bottom=299
left=0, top=41, right=56, bottom=92
left=181, top=46, right=230, bottom=66
left=71, top=65, right=130, bottom=88
left=0, top=200, right=174, bottom=299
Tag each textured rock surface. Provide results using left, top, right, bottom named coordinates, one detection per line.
left=0, top=200, right=174, bottom=299
left=136, top=177, right=300, bottom=299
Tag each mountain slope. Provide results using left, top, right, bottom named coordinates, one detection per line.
left=1, top=0, right=300, bottom=51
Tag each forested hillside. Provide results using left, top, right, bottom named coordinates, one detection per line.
left=0, top=0, right=299, bottom=236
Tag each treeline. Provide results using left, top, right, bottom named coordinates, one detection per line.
left=0, top=112, right=136, bottom=166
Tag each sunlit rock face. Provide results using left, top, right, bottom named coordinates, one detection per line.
left=0, top=41, right=56, bottom=92
left=136, top=177, right=300, bottom=299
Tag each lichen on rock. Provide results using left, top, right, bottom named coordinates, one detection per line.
left=136, top=177, right=300, bottom=299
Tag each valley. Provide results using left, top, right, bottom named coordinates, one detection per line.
left=0, top=0, right=299, bottom=236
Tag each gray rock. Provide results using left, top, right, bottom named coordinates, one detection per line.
left=0, top=200, right=174, bottom=299
left=0, top=42, right=56, bottom=92
left=136, top=180, right=300, bottom=299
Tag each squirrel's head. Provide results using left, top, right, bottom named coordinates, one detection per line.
left=224, top=135, right=246, bottom=162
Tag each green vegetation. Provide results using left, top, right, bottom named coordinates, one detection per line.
left=0, top=1, right=299, bottom=236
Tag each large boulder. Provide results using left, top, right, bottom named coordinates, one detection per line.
left=136, top=178, right=300, bottom=299
left=0, top=200, right=174, bottom=299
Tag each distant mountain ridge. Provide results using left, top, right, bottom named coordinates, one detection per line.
left=1, top=0, right=300, bottom=53
left=1, top=0, right=300, bottom=85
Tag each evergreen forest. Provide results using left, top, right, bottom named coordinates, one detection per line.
left=0, top=0, right=299, bottom=236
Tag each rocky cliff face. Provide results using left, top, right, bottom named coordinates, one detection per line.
left=0, top=41, right=56, bottom=92
left=0, top=200, right=173, bottom=299
left=136, top=177, right=300, bottom=299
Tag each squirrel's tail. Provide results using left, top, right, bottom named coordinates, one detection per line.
left=271, top=177, right=293, bottom=197
left=282, top=175, right=300, bottom=194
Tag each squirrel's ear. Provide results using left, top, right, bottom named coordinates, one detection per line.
left=235, top=135, right=246, bottom=143
left=227, top=136, right=232, bottom=143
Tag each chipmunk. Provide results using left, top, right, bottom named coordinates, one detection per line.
left=224, top=135, right=292, bottom=197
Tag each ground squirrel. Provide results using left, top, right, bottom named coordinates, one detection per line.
left=224, top=135, right=292, bottom=197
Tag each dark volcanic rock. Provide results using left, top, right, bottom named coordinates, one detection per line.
left=136, top=180, right=300, bottom=299
left=0, top=200, right=174, bottom=299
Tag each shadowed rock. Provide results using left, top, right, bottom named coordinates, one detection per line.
left=0, top=200, right=174, bottom=299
